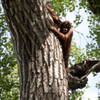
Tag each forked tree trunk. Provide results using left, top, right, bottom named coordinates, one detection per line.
left=2, top=0, right=68, bottom=100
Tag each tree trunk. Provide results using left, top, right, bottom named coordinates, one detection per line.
left=2, top=0, right=68, bottom=100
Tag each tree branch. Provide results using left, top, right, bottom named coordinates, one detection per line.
left=68, top=59, right=100, bottom=90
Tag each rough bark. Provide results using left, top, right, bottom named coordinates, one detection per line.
left=2, top=0, right=68, bottom=100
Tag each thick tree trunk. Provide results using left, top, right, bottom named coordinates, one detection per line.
left=2, top=0, right=68, bottom=100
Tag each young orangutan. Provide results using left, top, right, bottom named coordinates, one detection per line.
left=46, top=5, right=73, bottom=71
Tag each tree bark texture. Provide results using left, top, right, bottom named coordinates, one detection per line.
left=2, top=0, right=68, bottom=100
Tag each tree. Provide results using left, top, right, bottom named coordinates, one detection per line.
left=1, top=0, right=100, bottom=100
left=2, top=0, right=69, bottom=100
left=87, top=0, right=100, bottom=15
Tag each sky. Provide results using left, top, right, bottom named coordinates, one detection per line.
left=82, top=73, right=100, bottom=100
left=64, top=8, right=100, bottom=100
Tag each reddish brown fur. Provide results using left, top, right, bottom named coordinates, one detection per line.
left=46, top=5, right=73, bottom=71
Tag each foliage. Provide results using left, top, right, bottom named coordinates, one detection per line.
left=96, top=83, right=100, bottom=100
left=86, top=15, right=100, bottom=59
left=51, top=0, right=75, bottom=17
left=0, top=5, right=19, bottom=100
left=77, top=0, right=100, bottom=60
left=70, top=42, right=86, bottom=66
left=68, top=90, right=84, bottom=100
left=51, top=0, right=84, bottom=26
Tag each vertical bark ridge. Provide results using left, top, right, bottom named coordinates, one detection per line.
left=2, top=0, right=68, bottom=100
